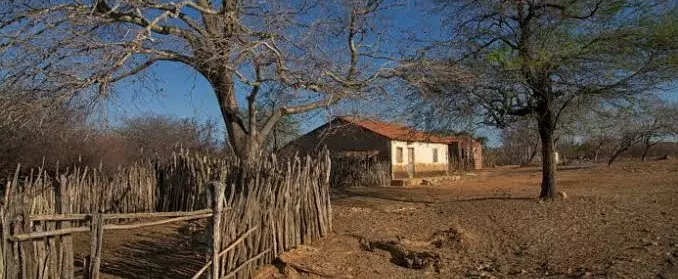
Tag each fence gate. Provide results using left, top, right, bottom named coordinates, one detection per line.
left=2, top=179, right=219, bottom=279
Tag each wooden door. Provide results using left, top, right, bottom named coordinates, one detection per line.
left=407, top=147, right=415, bottom=178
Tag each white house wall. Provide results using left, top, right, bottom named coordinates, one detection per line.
left=390, top=140, right=449, bottom=178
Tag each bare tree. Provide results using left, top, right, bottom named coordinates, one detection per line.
left=560, top=104, right=617, bottom=162
left=638, top=102, right=678, bottom=162
left=404, top=0, right=678, bottom=199
left=1, top=0, right=400, bottom=164
left=0, top=83, right=96, bottom=172
left=117, top=115, right=221, bottom=157
left=499, top=117, right=540, bottom=165
left=606, top=99, right=678, bottom=165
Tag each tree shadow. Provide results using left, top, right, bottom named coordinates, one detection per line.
left=509, top=164, right=596, bottom=174
left=332, top=188, right=534, bottom=204
left=98, top=230, right=207, bottom=279
left=332, top=188, right=439, bottom=203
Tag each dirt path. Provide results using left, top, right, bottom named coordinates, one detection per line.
left=72, top=221, right=206, bottom=278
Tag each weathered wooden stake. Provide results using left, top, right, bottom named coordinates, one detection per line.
left=206, top=181, right=225, bottom=279
left=57, top=175, right=74, bottom=279
left=88, top=212, right=104, bottom=279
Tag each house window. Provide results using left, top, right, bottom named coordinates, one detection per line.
left=433, top=148, right=438, bottom=163
left=396, top=147, right=403, bottom=163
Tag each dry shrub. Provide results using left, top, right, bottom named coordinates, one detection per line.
left=429, top=226, right=481, bottom=252
left=0, top=110, right=225, bottom=177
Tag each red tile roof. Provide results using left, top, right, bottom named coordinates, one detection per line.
left=336, top=117, right=469, bottom=144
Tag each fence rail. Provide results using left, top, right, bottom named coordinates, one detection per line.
left=11, top=210, right=214, bottom=242
left=28, top=208, right=214, bottom=222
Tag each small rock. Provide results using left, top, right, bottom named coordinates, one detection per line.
left=253, top=266, right=280, bottom=279
left=283, top=266, right=299, bottom=279
left=558, top=191, right=568, bottom=199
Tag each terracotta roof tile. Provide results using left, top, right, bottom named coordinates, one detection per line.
left=336, top=117, right=467, bottom=144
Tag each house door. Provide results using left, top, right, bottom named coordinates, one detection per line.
left=407, top=147, right=415, bottom=178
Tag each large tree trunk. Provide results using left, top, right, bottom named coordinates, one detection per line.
left=212, top=74, right=261, bottom=165
left=537, top=116, right=557, bottom=200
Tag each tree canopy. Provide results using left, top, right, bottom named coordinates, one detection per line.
left=1, top=0, right=401, bottom=162
left=402, top=0, right=678, bottom=199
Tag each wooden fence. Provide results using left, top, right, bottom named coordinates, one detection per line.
left=330, top=156, right=390, bottom=187
left=0, top=151, right=332, bottom=279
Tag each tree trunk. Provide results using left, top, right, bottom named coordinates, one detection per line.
left=526, top=143, right=538, bottom=165
left=608, top=139, right=636, bottom=166
left=607, top=149, right=623, bottom=166
left=641, top=139, right=653, bottom=162
left=537, top=115, right=557, bottom=200
left=212, top=73, right=262, bottom=165
left=641, top=145, right=649, bottom=162
left=593, top=141, right=604, bottom=163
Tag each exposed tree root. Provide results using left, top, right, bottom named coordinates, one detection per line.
left=366, top=237, right=442, bottom=271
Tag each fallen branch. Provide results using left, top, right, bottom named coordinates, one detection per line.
left=222, top=249, right=271, bottom=279
left=368, top=238, right=441, bottom=270
left=283, top=261, right=340, bottom=278
left=191, top=227, right=258, bottom=279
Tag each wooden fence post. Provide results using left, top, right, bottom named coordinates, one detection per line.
left=20, top=207, right=34, bottom=279
left=1, top=206, right=17, bottom=279
left=87, top=212, right=104, bottom=279
left=57, top=175, right=74, bottom=279
left=206, top=181, right=225, bottom=279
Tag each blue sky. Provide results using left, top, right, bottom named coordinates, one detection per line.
left=100, top=1, right=678, bottom=148
left=103, top=1, right=446, bottom=141
left=106, top=61, right=677, bottom=148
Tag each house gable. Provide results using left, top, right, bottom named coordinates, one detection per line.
left=281, top=118, right=391, bottom=159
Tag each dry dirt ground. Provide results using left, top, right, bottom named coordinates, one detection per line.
left=74, top=159, right=678, bottom=278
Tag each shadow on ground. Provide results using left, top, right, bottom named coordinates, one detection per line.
left=332, top=188, right=535, bottom=203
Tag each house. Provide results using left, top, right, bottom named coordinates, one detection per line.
left=283, top=117, right=483, bottom=180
